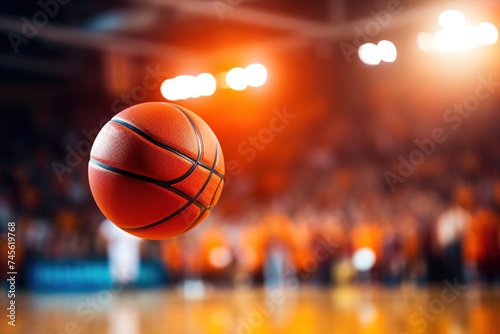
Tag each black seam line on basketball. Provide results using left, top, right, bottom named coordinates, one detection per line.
left=208, top=177, right=224, bottom=208
left=110, top=119, right=224, bottom=180
left=203, top=132, right=224, bottom=210
left=110, top=119, right=197, bottom=185
left=89, top=158, right=204, bottom=210
left=213, top=135, right=224, bottom=180
left=111, top=119, right=198, bottom=184
left=130, top=131, right=220, bottom=232
left=122, top=176, right=210, bottom=231
left=179, top=116, right=220, bottom=234
left=183, top=209, right=209, bottom=233
left=122, top=201, right=199, bottom=231
left=206, top=155, right=224, bottom=209
left=171, top=104, right=203, bottom=169
left=171, top=106, right=224, bottom=180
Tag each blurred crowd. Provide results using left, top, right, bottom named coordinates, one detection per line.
left=1, top=98, right=500, bottom=288
left=159, top=185, right=500, bottom=287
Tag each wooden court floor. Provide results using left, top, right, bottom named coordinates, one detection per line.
left=3, top=285, right=500, bottom=334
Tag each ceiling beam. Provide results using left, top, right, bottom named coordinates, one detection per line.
left=0, top=1, right=495, bottom=62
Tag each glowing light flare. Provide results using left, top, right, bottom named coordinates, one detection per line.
left=377, top=40, right=397, bottom=62
left=160, top=78, right=178, bottom=101
left=358, top=41, right=397, bottom=65
left=419, top=11, right=498, bottom=53
left=461, top=25, right=478, bottom=50
left=160, top=75, right=194, bottom=101
left=432, top=24, right=492, bottom=52
left=358, top=43, right=381, bottom=66
left=175, top=75, right=195, bottom=100
left=475, top=22, right=498, bottom=45
left=245, top=63, right=267, bottom=87
left=439, top=10, right=466, bottom=31
left=161, top=73, right=217, bottom=101
left=209, top=246, right=232, bottom=269
left=193, top=73, right=217, bottom=98
left=161, top=64, right=268, bottom=99
left=352, top=247, right=376, bottom=272
left=433, top=30, right=458, bottom=53
left=225, top=67, right=248, bottom=91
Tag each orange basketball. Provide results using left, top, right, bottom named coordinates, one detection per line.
left=88, top=102, right=224, bottom=239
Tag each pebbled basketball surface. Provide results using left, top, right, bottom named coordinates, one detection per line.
left=88, top=102, right=225, bottom=239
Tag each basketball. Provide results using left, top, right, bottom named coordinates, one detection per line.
left=88, top=102, right=225, bottom=239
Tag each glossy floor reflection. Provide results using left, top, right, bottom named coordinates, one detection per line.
left=8, top=285, right=500, bottom=334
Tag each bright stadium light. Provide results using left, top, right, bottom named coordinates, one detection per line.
left=461, top=25, right=478, bottom=50
left=162, top=64, right=268, bottom=100
left=175, top=75, right=195, bottom=100
left=359, top=41, right=397, bottom=65
left=420, top=11, right=497, bottom=54
left=193, top=73, right=217, bottom=98
left=352, top=247, right=376, bottom=272
left=358, top=43, right=381, bottom=65
left=377, top=40, right=397, bottom=62
left=225, top=67, right=248, bottom=91
left=190, top=82, right=203, bottom=99
left=245, top=63, right=267, bottom=87
left=433, top=28, right=476, bottom=52
left=475, top=22, right=499, bottom=45
left=200, top=73, right=217, bottom=96
left=161, top=78, right=179, bottom=101
left=162, top=73, right=217, bottom=101
left=438, top=10, right=466, bottom=31
left=433, top=25, right=479, bottom=52
left=433, top=30, right=459, bottom=53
